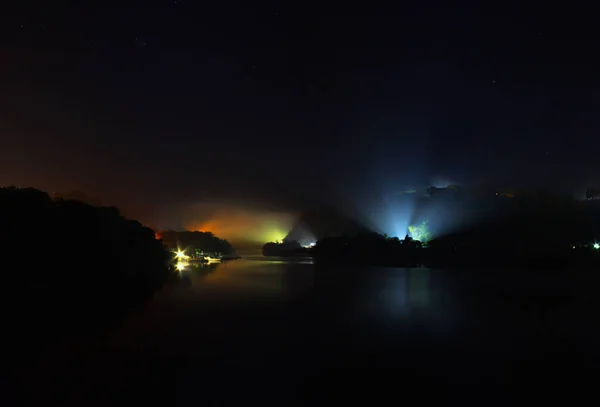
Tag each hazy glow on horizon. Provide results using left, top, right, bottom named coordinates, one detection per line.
left=364, top=194, right=416, bottom=238
left=183, top=204, right=296, bottom=247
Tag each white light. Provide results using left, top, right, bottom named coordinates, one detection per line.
left=594, top=243, right=599, bottom=250
left=174, top=248, right=190, bottom=260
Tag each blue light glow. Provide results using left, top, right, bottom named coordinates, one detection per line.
left=367, top=190, right=416, bottom=238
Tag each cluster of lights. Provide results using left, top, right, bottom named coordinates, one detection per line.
left=572, top=243, right=600, bottom=250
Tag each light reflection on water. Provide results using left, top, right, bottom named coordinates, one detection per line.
left=240, top=255, right=314, bottom=264
left=166, top=258, right=450, bottom=333
left=170, top=259, right=444, bottom=316
left=97, top=257, right=600, bottom=404
left=115, top=257, right=600, bottom=367
left=181, top=257, right=316, bottom=296
left=381, top=268, right=431, bottom=315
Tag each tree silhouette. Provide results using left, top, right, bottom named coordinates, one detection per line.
left=1, top=186, right=170, bottom=340
left=157, top=230, right=234, bottom=256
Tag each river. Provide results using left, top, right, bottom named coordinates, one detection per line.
left=22, top=257, right=600, bottom=404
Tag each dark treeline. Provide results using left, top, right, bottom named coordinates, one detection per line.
left=0, top=187, right=170, bottom=344
left=425, top=204, right=600, bottom=269
left=262, top=240, right=310, bottom=257
left=298, top=191, right=600, bottom=269
left=158, top=230, right=234, bottom=255
left=312, top=233, right=423, bottom=267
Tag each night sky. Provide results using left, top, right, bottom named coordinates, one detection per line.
left=2, top=1, right=599, bottom=244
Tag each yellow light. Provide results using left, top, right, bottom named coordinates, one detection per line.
left=262, top=228, right=287, bottom=243
left=174, top=248, right=190, bottom=260
left=176, top=261, right=186, bottom=271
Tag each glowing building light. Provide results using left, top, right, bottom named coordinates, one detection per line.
left=594, top=243, right=599, bottom=250
left=174, top=249, right=190, bottom=260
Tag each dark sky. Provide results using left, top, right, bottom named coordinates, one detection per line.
left=2, top=1, right=599, bottom=233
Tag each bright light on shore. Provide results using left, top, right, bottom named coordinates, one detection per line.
left=594, top=243, right=599, bottom=250
left=174, top=248, right=190, bottom=260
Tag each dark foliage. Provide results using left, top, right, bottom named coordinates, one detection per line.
left=311, top=194, right=600, bottom=269
left=262, top=240, right=307, bottom=256
left=312, top=232, right=423, bottom=267
left=158, top=230, right=234, bottom=255
left=0, top=186, right=170, bottom=342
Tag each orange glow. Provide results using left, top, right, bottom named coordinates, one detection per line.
left=183, top=205, right=295, bottom=248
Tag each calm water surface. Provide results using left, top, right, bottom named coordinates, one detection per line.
left=102, top=257, right=600, bottom=402
left=111, top=258, right=600, bottom=361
